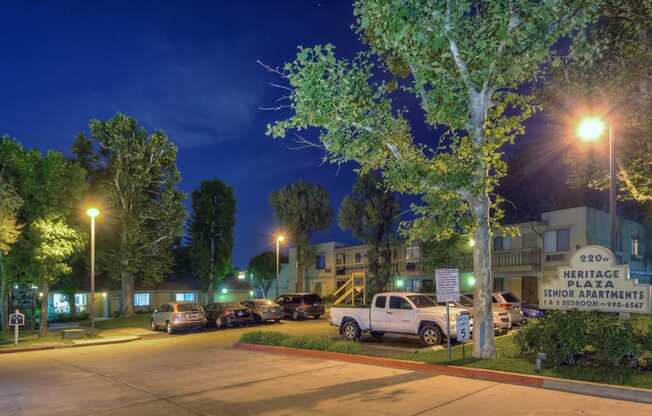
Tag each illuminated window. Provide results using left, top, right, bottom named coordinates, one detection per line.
left=406, top=246, right=420, bottom=260
left=176, top=293, right=196, bottom=302
left=53, top=294, right=70, bottom=313
left=134, top=293, right=151, bottom=306
left=632, top=237, right=640, bottom=257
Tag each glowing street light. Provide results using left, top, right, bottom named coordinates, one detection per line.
left=86, top=207, right=99, bottom=335
left=275, top=234, right=285, bottom=298
left=576, top=116, right=617, bottom=251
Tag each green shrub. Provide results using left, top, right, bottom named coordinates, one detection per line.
left=239, top=331, right=362, bottom=354
left=240, top=331, right=287, bottom=346
left=514, top=310, right=650, bottom=368
left=327, top=340, right=363, bottom=354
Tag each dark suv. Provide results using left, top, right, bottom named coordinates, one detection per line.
left=275, top=293, right=324, bottom=320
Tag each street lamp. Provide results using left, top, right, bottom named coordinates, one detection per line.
left=276, top=234, right=285, bottom=298
left=576, top=116, right=617, bottom=251
left=86, top=207, right=100, bottom=335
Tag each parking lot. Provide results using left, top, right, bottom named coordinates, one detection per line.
left=2, top=318, right=650, bottom=416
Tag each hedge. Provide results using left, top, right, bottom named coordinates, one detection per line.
left=514, top=310, right=652, bottom=368
left=240, top=331, right=363, bottom=354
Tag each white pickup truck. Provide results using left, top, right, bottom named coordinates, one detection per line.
left=329, top=292, right=472, bottom=346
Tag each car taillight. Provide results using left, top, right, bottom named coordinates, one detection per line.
left=500, top=304, right=513, bottom=310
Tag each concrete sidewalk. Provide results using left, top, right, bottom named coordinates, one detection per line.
left=0, top=328, right=649, bottom=415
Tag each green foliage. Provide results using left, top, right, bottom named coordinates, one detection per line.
left=30, top=216, right=85, bottom=285
left=0, top=182, right=22, bottom=253
left=339, top=172, right=399, bottom=292
left=269, top=180, right=332, bottom=291
left=515, top=311, right=651, bottom=367
left=189, top=180, right=236, bottom=294
left=248, top=251, right=277, bottom=297
left=552, top=0, right=652, bottom=202
left=87, top=114, right=185, bottom=313
left=239, top=331, right=362, bottom=354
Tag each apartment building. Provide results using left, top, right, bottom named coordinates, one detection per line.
left=285, top=206, right=651, bottom=305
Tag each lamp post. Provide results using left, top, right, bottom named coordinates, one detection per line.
left=86, top=207, right=99, bottom=335
left=577, top=117, right=617, bottom=252
left=276, top=235, right=285, bottom=298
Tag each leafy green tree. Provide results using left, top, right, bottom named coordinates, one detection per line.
left=0, top=182, right=22, bottom=332
left=549, top=0, right=652, bottom=202
left=189, top=180, right=236, bottom=302
left=248, top=251, right=278, bottom=298
left=269, top=181, right=332, bottom=292
left=265, top=1, right=597, bottom=357
left=31, top=216, right=85, bottom=336
left=339, top=172, right=399, bottom=293
left=88, top=114, right=186, bottom=316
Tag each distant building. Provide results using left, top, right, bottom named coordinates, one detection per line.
left=282, top=206, right=651, bottom=305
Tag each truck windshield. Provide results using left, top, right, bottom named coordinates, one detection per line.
left=407, top=295, right=436, bottom=308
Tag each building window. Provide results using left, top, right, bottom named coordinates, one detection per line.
left=632, top=237, right=640, bottom=257
left=134, top=293, right=151, bottom=306
left=355, top=252, right=362, bottom=263
left=53, top=294, right=70, bottom=313
left=75, top=294, right=87, bottom=312
left=336, top=253, right=346, bottom=265
left=493, top=236, right=511, bottom=251
left=315, top=255, right=326, bottom=270
left=544, top=228, right=570, bottom=253
left=406, top=246, right=420, bottom=260
left=176, top=293, right=196, bottom=302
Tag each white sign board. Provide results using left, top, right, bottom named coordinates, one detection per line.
left=540, top=245, right=651, bottom=314
left=456, top=313, right=471, bottom=343
left=435, top=268, right=460, bottom=303
left=9, top=312, right=25, bottom=326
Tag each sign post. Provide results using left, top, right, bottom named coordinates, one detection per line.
left=540, top=245, right=651, bottom=314
left=9, top=309, right=25, bottom=345
left=435, top=268, right=460, bottom=362
left=456, top=312, right=471, bottom=359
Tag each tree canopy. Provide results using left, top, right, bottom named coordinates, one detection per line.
left=339, top=172, right=399, bottom=292
left=269, top=180, right=332, bottom=292
left=248, top=251, right=278, bottom=298
left=189, top=179, right=236, bottom=302
left=87, top=114, right=186, bottom=315
left=265, top=0, right=598, bottom=357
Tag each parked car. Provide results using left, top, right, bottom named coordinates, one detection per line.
left=464, top=291, right=525, bottom=327
left=151, top=302, right=207, bottom=334
left=492, top=291, right=526, bottom=325
left=275, top=293, right=324, bottom=320
left=329, top=292, right=472, bottom=347
left=204, top=302, right=253, bottom=329
left=428, top=293, right=511, bottom=335
left=241, top=299, right=283, bottom=323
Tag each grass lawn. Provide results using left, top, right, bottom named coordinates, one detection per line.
left=0, top=330, right=78, bottom=349
left=393, top=334, right=652, bottom=390
left=92, top=314, right=152, bottom=330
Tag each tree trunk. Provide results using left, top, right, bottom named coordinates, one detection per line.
left=69, top=292, right=77, bottom=320
left=0, top=252, right=7, bottom=334
left=471, top=194, right=496, bottom=358
left=208, top=239, right=215, bottom=302
left=39, top=282, right=49, bottom=337
left=120, top=270, right=134, bottom=316
left=296, top=263, right=305, bottom=292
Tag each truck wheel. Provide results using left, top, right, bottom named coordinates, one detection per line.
left=341, top=321, right=360, bottom=342
left=419, top=324, right=443, bottom=346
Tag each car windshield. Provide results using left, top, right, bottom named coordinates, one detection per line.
left=303, top=294, right=321, bottom=304
left=221, top=302, right=243, bottom=309
left=177, top=303, right=202, bottom=312
left=407, top=295, right=436, bottom=308
left=254, top=300, right=274, bottom=305
left=500, top=292, right=520, bottom=303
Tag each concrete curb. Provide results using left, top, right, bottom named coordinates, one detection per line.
left=0, top=336, right=141, bottom=355
left=233, top=342, right=652, bottom=404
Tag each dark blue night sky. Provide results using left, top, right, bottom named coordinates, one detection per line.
left=1, top=1, right=577, bottom=267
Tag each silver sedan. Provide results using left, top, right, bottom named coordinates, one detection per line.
left=241, top=299, right=283, bottom=323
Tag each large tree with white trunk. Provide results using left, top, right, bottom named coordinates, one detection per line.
left=265, top=0, right=598, bottom=357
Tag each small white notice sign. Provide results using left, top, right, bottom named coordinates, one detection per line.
left=435, top=268, right=460, bottom=303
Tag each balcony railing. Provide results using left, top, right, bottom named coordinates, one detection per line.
left=457, top=248, right=542, bottom=270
